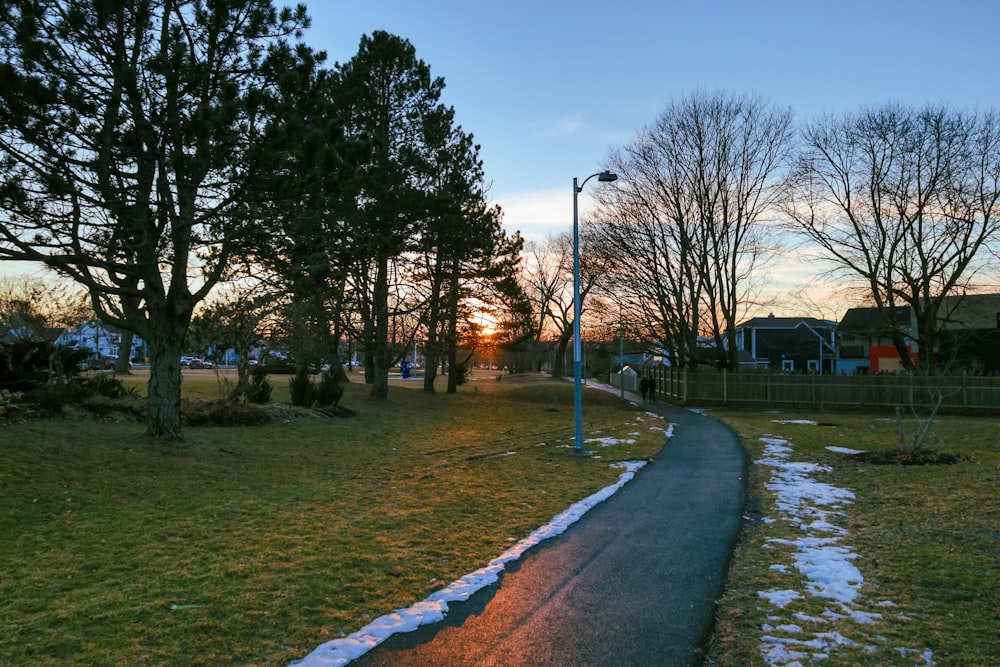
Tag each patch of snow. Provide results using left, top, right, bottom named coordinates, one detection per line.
left=897, top=647, right=937, bottom=666
left=762, top=623, right=803, bottom=634
left=754, top=436, right=935, bottom=666
left=826, top=446, right=866, bottom=455
left=758, top=589, right=800, bottom=608
left=585, top=436, right=637, bottom=447
left=771, top=419, right=818, bottom=425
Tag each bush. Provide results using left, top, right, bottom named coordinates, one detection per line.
left=288, top=369, right=318, bottom=407
left=316, top=372, right=344, bottom=406
left=261, top=357, right=296, bottom=374
left=0, top=339, right=50, bottom=391
left=83, top=374, right=137, bottom=399
left=246, top=365, right=272, bottom=404
left=0, top=388, right=24, bottom=417
left=182, top=400, right=272, bottom=427
left=23, top=381, right=92, bottom=412
left=0, top=340, right=89, bottom=393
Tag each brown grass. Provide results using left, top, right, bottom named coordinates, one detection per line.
left=706, top=409, right=1000, bottom=666
left=0, top=371, right=665, bottom=666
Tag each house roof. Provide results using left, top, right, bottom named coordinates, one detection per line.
left=838, top=306, right=912, bottom=334
left=938, top=293, right=1000, bottom=330
left=736, top=315, right=836, bottom=330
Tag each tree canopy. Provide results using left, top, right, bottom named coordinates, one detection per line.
left=0, top=0, right=317, bottom=438
left=786, top=104, right=1000, bottom=371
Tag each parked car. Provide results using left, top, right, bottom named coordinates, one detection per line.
left=181, top=357, right=214, bottom=369
left=83, top=355, right=131, bottom=370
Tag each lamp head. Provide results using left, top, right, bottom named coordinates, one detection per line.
left=597, top=171, right=618, bottom=183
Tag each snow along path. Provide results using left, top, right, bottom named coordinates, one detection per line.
left=289, top=457, right=652, bottom=667
left=754, top=433, right=936, bottom=666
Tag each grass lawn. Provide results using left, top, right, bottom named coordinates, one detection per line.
left=0, top=371, right=666, bottom=666
left=706, top=408, right=1000, bottom=666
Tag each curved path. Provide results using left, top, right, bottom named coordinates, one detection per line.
left=343, top=394, right=747, bottom=667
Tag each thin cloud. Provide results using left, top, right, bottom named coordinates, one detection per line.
left=495, top=188, right=603, bottom=244
left=532, top=113, right=589, bottom=138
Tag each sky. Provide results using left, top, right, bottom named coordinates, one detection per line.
left=302, top=0, right=1000, bottom=248
left=288, top=394, right=935, bottom=666
left=5, top=0, right=1000, bottom=311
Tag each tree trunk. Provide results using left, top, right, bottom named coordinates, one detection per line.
left=146, top=339, right=184, bottom=440
left=371, top=257, right=391, bottom=399
left=363, top=351, right=375, bottom=384
left=326, top=354, right=349, bottom=384
left=422, top=342, right=439, bottom=392
left=115, top=330, right=134, bottom=374
left=551, top=328, right=571, bottom=378
left=447, top=345, right=459, bottom=393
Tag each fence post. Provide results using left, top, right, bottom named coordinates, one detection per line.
left=962, top=370, right=968, bottom=409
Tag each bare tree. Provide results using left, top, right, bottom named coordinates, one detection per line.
left=520, top=234, right=572, bottom=376
left=595, top=91, right=794, bottom=368
left=188, top=285, right=280, bottom=403
left=786, top=104, right=1000, bottom=371
left=520, top=231, right=610, bottom=378
left=0, top=276, right=91, bottom=381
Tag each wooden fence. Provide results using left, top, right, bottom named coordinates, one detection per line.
left=638, top=367, right=1000, bottom=412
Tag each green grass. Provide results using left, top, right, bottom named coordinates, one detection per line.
left=0, top=371, right=665, bottom=666
left=706, top=409, right=1000, bottom=666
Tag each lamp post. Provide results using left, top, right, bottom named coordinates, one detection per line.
left=573, top=170, right=618, bottom=454
left=619, top=302, right=625, bottom=400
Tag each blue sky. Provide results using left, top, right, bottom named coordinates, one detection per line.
left=304, top=0, right=1000, bottom=244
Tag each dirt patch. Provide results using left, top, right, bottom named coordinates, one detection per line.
left=851, top=449, right=970, bottom=465
left=12, top=398, right=355, bottom=427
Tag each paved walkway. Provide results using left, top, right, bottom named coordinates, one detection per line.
left=349, top=392, right=747, bottom=667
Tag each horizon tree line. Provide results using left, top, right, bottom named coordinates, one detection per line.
left=0, top=3, right=527, bottom=440
left=1, top=3, right=998, bottom=441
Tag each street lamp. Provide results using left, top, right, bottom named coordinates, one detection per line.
left=619, top=302, right=625, bottom=400
left=573, top=170, right=617, bottom=454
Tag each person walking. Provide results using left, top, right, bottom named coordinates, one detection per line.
left=639, top=376, right=649, bottom=402
left=647, top=375, right=656, bottom=402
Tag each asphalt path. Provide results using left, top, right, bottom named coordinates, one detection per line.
left=353, top=394, right=747, bottom=667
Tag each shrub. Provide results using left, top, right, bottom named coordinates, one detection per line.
left=0, top=340, right=89, bottom=393
left=0, top=339, right=50, bottom=391
left=83, top=374, right=137, bottom=399
left=23, top=381, right=92, bottom=412
left=0, top=388, right=24, bottom=417
left=288, top=369, right=318, bottom=407
left=246, top=365, right=272, bottom=404
left=182, top=400, right=272, bottom=426
left=261, top=357, right=296, bottom=374
left=316, top=372, right=344, bottom=406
